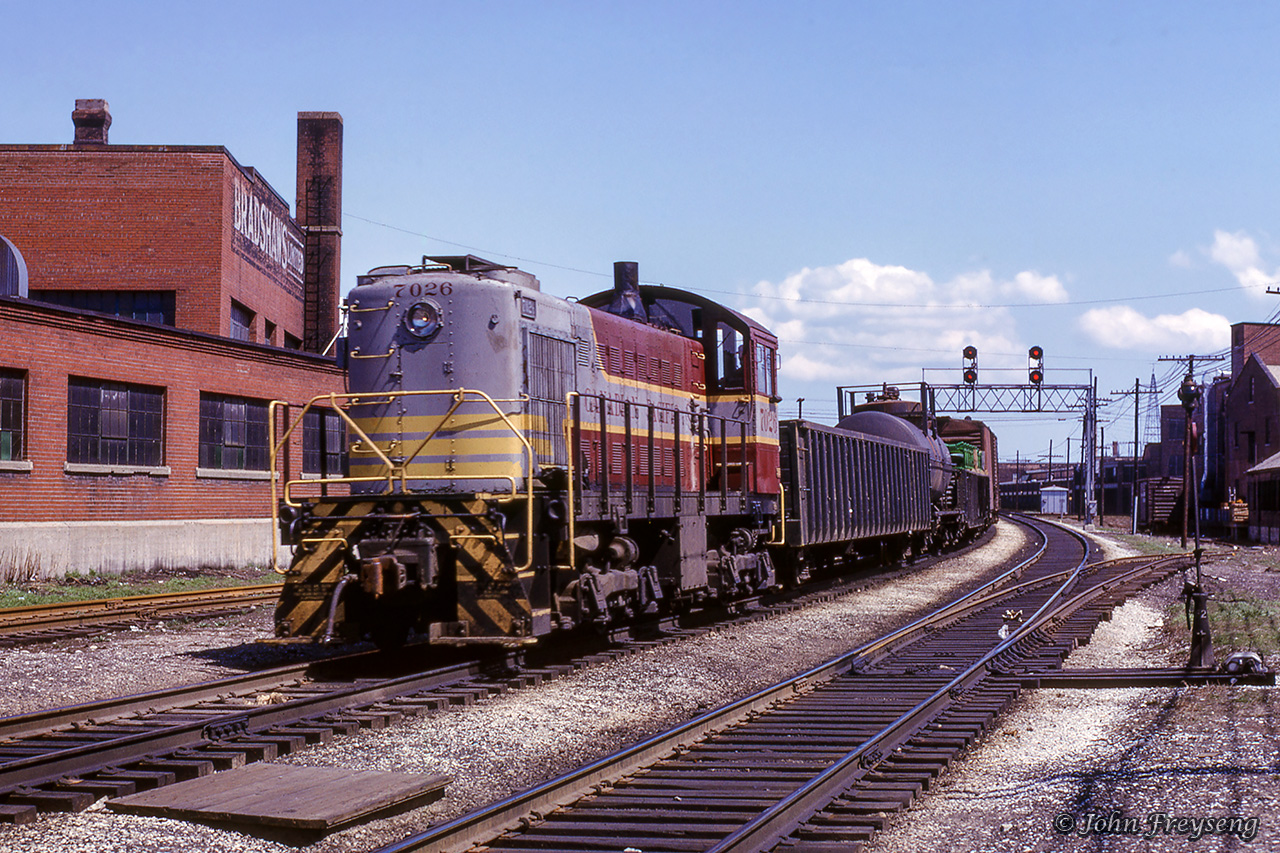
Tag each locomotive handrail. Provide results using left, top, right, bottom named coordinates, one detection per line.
left=348, top=345, right=396, bottom=359
left=268, top=388, right=537, bottom=574
left=561, top=390, right=754, bottom=575
left=348, top=300, right=394, bottom=312
left=767, top=468, right=786, bottom=545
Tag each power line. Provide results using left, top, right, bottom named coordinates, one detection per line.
left=345, top=211, right=1273, bottom=311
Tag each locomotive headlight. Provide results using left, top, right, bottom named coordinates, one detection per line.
left=403, top=300, right=442, bottom=339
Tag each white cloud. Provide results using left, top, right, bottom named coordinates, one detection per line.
left=1169, top=249, right=1193, bottom=269
left=743, top=257, right=1067, bottom=395
left=1207, top=229, right=1275, bottom=298
left=1209, top=230, right=1260, bottom=270
left=1009, top=271, right=1068, bottom=303
left=1077, top=306, right=1230, bottom=351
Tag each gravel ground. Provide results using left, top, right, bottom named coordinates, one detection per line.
left=865, top=526, right=1280, bottom=853
left=0, top=522, right=1028, bottom=852
left=2, top=521, right=1275, bottom=853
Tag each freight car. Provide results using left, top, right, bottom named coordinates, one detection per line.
left=269, top=257, right=995, bottom=648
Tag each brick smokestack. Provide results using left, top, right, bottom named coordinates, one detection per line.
left=296, top=112, right=343, bottom=353
left=72, top=99, right=111, bottom=145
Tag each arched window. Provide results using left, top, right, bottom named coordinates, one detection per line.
left=0, top=235, right=28, bottom=298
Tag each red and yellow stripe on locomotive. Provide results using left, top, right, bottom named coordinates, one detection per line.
left=270, top=257, right=783, bottom=647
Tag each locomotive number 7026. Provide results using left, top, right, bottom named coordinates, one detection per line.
left=394, top=281, right=454, bottom=298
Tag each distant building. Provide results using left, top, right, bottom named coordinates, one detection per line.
left=0, top=101, right=346, bottom=577
left=1223, top=352, right=1280, bottom=504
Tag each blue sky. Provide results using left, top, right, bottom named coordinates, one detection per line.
left=6, top=1, right=1280, bottom=462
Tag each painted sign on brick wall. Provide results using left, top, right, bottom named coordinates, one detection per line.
left=232, top=175, right=305, bottom=297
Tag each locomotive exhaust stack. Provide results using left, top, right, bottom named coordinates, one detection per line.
left=608, top=260, right=648, bottom=322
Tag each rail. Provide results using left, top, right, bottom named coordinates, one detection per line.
left=0, top=584, right=282, bottom=639
left=707, top=520, right=1103, bottom=852
left=370, top=516, right=1081, bottom=853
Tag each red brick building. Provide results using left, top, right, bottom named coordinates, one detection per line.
left=0, top=101, right=346, bottom=577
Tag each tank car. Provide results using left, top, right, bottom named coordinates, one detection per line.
left=268, top=258, right=996, bottom=648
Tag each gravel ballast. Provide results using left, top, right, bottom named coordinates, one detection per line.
left=1, top=520, right=1275, bottom=853
left=864, top=530, right=1280, bottom=853
left=0, top=522, right=1025, bottom=852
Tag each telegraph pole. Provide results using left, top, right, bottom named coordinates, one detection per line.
left=1099, top=427, right=1106, bottom=523
left=1110, top=379, right=1143, bottom=534
left=1157, top=353, right=1226, bottom=548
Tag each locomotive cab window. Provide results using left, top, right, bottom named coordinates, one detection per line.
left=754, top=342, right=777, bottom=400
left=715, top=323, right=745, bottom=390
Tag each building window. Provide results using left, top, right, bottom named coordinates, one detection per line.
left=230, top=301, right=254, bottom=342
left=29, top=290, right=175, bottom=325
left=303, top=408, right=346, bottom=476
left=0, top=369, right=25, bottom=461
left=283, top=332, right=302, bottom=350
left=200, top=394, right=269, bottom=470
left=265, top=320, right=277, bottom=346
left=67, top=378, right=164, bottom=466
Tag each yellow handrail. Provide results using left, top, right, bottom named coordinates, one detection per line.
left=269, top=388, right=536, bottom=574
left=349, top=346, right=396, bottom=359
left=768, top=466, right=786, bottom=546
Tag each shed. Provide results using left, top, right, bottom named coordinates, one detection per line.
left=1040, top=485, right=1068, bottom=516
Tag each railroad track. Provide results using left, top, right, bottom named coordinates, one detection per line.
left=371, top=516, right=1210, bottom=853
left=0, top=584, right=284, bottom=647
left=0, top=528, right=1018, bottom=825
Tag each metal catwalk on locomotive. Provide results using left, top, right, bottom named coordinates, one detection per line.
left=269, top=257, right=786, bottom=648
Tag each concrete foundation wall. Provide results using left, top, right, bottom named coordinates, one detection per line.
left=0, top=518, right=278, bottom=580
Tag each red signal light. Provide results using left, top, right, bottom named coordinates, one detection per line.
left=962, top=345, right=978, bottom=361
left=1028, top=345, right=1044, bottom=361
left=1029, top=368, right=1044, bottom=385
left=963, top=367, right=978, bottom=384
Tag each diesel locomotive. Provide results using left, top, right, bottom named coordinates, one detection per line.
left=269, top=256, right=996, bottom=648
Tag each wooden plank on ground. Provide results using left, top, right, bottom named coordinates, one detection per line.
left=105, top=763, right=449, bottom=831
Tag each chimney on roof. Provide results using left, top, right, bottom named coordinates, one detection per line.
left=296, top=112, right=344, bottom=353
left=72, top=99, right=111, bottom=145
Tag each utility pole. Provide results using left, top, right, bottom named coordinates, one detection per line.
left=1157, top=353, right=1226, bottom=548
left=1134, top=379, right=1140, bottom=535
left=1066, top=435, right=1075, bottom=518
left=1110, top=379, right=1144, bottom=534
left=1099, top=427, right=1106, bottom=523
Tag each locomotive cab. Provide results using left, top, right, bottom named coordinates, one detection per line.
left=578, top=283, right=781, bottom=497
